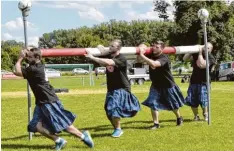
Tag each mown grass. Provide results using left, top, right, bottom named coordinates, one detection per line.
left=1, top=76, right=234, bottom=151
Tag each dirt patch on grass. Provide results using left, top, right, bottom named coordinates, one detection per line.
left=1, top=88, right=152, bottom=98
left=1, top=91, right=28, bottom=98
left=1, top=89, right=108, bottom=98
left=2, top=87, right=232, bottom=98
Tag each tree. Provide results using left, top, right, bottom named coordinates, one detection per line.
left=154, top=0, right=171, bottom=21
left=1, top=40, right=24, bottom=70
left=170, top=1, right=234, bottom=62
left=37, top=19, right=175, bottom=64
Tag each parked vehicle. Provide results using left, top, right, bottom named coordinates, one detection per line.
left=218, top=61, right=234, bottom=81
left=72, top=68, right=89, bottom=75
left=1, top=70, right=12, bottom=75
left=1, top=70, right=20, bottom=79
left=95, top=67, right=106, bottom=74
left=45, top=68, right=61, bottom=78
left=128, top=74, right=150, bottom=85
left=128, top=68, right=150, bottom=85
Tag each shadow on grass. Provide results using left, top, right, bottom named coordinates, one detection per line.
left=2, top=119, right=194, bottom=142
left=160, top=118, right=194, bottom=123
left=81, top=120, right=153, bottom=133
left=2, top=135, right=89, bottom=149
left=1, top=144, right=52, bottom=150
left=2, top=143, right=86, bottom=150
left=81, top=118, right=194, bottom=133
left=81, top=124, right=112, bottom=132
left=90, top=133, right=111, bottom=138
left=1, top=135, right=28, bottom=141
left=1, top=134, right=45, bottom=141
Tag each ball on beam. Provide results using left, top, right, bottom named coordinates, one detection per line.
left=18, top=0, right=32, bottom=11
left=198, top=8, right=209, bottom=21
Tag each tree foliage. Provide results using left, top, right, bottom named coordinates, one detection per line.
left=154, top=0, right=171, bottom=21
left=38, top=20, right=175, bottom=66
left=171, top=1, right=234, bottom=62
left=1, top=40, right=24, bottom=70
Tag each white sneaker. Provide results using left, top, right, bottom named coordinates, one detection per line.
left=203, top=113, right=208, bottom=121
left=194, top=115, right=200, bottom=121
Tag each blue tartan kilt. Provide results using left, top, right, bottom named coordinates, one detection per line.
left=28, top=101, right=76, bottom=134
left=104, top=89, right=141, bottom=119
left=142, top=85, right=185, bottom=111
left=185, top=84, right=208, bottom=108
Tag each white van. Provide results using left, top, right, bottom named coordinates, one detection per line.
left=95, top=67, right=106, bottom=74
left=45, top=68, right=61, bottom=78
left=219, top=61, right=234, bottom=81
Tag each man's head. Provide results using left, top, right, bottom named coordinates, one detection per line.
left=109, top=39, right=122, bottom=55
left=25, top=47, right=41, bottom=65
left=139, top=43, right=147, bottom=48
left=206, top=42, right=213, bottom=53
left=152, top=41, right=165, bottom=56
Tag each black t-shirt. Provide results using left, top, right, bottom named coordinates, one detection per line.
left=22, top=63, right=59, bottom=105
left=105, top=54, right=130, bottom=92
left=147, top=54, right=175, bottom=88
left=190, top=53, right=216, bottom=84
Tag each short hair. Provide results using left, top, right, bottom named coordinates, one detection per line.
left=112, top=39, right=122, bottom=49
left=152, top=40, right=165, bottom=48
left=207, top=42, right=213, bottom=50
left=28, top=47, right=42, bottom=60
left=138, top=43, right=147, bottom=48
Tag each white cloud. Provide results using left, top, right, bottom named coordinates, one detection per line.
left=1, top=34, right=39, bottom=47
left=39, top=1, right=106, bottom=22
left=118, top=2, right=133, bottom=9
left=127, top=7, right=161, bottom=20
left=165, top=0, right=174, bottom=6
left=2, top=33, right=13, bottom=40
left=81, top=1, right=113, bottom=8
left=78, top=8, right=105, bottom=22
left=33, top=1, right=156, bottom=22
left=3, top=17, right=37, bottom=31
left=35, top=0, right=113, bottom=8
left=126, top=5, right=174, bottom=21
left=28, top=36, right=39, bottom=47
left=117, top=1, right=153, bottom=9
left=167, top=7, right=175, bottom=20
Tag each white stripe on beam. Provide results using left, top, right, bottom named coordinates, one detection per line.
left=175, top=45, right=201, bottom=54
left=120, top=47, right=137, bottom=54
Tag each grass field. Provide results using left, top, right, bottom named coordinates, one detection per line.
left=1, top=75, right=234, bottom=151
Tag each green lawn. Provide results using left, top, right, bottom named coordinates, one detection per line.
left=1, top=76, right=234, bottom=151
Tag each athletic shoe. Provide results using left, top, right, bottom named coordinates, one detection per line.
left=82, top=131, right=94, bottom=148
left=150, top=123, right=160, bottom=130
left=55, top=138, right=67, bottom=151
left=203, top=113, right=208, bottom=121
left=111, top=128, right=123, bottom=138
left=194, top=115, right=200, bottom=121
left=176, top=117, right=183, bottom=126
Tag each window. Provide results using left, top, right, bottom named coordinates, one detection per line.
left=220, top=63, right=232, bottom=70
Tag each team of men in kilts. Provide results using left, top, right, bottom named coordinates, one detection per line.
left=13, top=39, right=215, bottom=150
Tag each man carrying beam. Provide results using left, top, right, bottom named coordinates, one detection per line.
left=138, top=41, right=185, bottom=129
left=183, top=42, right=216, bottom=121
left=85, top=39, right=141, bottom=138
left=13, top=47, right=94, bottom=150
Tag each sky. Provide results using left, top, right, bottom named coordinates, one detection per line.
left=1, top=0, right=175, bottom=46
